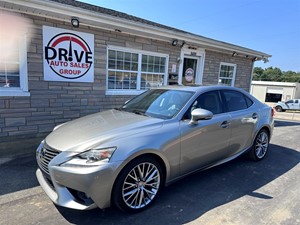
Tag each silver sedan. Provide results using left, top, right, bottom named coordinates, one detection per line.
left=36, top=85, right=274, bottom=212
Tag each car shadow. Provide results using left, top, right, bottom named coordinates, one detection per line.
left=274, top=119, right=300, bottom=127
left=0, top=153, right=39, bottom=195
left=56, top=143, right=300, bottom=225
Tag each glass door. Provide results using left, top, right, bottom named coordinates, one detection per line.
left=182, top=57, right=198, bottom=85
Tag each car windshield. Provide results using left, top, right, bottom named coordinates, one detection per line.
left=120, top=89, right=194, bottom=119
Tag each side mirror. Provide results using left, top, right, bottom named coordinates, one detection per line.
left=189, top=108, right=213, bottom=125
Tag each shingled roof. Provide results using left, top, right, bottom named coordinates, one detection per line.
left=49, top=0, right=193, bottom=35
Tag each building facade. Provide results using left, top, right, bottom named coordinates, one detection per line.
left=0, top=0, right=270, bottom=144
left=251, top=81, right=300, bottom=103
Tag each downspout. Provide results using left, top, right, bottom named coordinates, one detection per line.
left=249, top=60, right=255, bottom=93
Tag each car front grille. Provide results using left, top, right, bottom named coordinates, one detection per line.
left=37, top=145, right=60, bottom=175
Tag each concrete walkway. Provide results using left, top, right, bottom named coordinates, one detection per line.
left=274, top=111, right=300, bottom=121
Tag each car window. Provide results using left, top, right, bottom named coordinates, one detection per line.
left=222, top=90, right=248, bottom=112
left=245, top=95, right=254, bottom=107
left=121, top=89, right=194, bottom=119
left=295, top=100, right=298, bottom=103
left=286, top=100, right=293, bottom=104
left=184, top=91, right=223, bottom=119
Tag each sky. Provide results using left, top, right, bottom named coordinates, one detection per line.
left=79, top=0, right=300, bottom=72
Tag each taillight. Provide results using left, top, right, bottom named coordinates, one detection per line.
left=271, top=108, right=275, bottom=117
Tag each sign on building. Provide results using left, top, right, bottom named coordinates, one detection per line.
left=43, top=26, right=94, bottom=82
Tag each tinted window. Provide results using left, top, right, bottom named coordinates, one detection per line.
left=222, top=90, right=248, bottom=112
left=245, top=95, right=254, bottom=107
left=286, top=100, right=293, bottom=104
left=295, top=100, right=299, bottom=103
left=188, top=91, right=223, bottom=116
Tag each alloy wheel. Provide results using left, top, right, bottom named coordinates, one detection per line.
left=255, top=131, right=269, bottom=159
left=122, top=162, right=160, bottom=209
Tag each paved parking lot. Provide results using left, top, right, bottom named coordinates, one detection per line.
left=0, top=120, right=299, bottom=225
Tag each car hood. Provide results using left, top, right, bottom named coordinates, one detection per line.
left=45, top=109, right=163, bottom=151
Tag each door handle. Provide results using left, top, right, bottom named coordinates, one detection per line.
left=252, top=113, right=258, bottom=119
left=220, top=121, right=230, bottom=128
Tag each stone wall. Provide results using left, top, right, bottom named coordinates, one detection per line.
left=203, top=50, right=254, bottom=91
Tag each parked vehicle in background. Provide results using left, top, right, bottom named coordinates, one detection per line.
left=274, top=99, right=300, bottom=112
left=36, top=86, right=274, bottom=213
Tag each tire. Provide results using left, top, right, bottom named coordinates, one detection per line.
left=112, top=156, right=163, bottom=213
left=275, top=106, right=283, bottom=112
left=248, top=129, right=270, bottom=161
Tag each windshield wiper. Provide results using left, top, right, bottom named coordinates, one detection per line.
left=132, top=110, right=148, bottom=117
left=116, top=108, right=149, bottom=117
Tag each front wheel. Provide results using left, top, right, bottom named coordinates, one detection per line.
left=112, top=157, right=163, bottom=213
left=275, top=106, right=285, bottom=112
left=248, top=129, right=270, bottom=161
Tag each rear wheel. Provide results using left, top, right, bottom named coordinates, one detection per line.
left=248, top=129, right=270, bottom=161
left=113, top=157, right=163, bottom=213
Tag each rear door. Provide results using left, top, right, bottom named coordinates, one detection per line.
left=221, top=90, right=257, bottom=156
left=179, top=90, right=232, bottom=175
left=287, top=99, right=300, bottom=110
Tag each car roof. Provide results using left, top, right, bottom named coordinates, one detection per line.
left=152, top=85, right=247, bottom=94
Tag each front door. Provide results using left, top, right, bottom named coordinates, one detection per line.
left=179, top=90, right=232, bottom=175
left=182, top=57, right=198, bottom=85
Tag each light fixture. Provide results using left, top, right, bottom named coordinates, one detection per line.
left=172, top=39, right=178, bottom=46
left=188, top=46, right=197, bottom=50
left=180, top=41, right=186, bottom=48
left=232, top=52, right=237, bottom=57
left=71, top=17, right=79, bottom=28
left=263, top=57, right=269, bottom=63
left=253, top=57, right=258, bottom=61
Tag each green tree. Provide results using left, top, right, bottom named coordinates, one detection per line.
left=253, top=67, right=264, bottom=80
left=252, top=67, right=300, bottom=82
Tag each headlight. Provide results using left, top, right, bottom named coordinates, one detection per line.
left=60, top=147, right=117, bottom=167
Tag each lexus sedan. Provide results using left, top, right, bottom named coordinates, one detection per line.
left=36, top=85, right=274, bottom=212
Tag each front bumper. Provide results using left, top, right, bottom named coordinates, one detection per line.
left=36, top=160, right=122, bottom=210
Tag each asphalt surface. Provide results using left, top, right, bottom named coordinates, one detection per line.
left=0, top=120, right=299, bottom=225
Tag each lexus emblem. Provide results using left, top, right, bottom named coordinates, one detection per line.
left=40, top=148, right=46, bottom=159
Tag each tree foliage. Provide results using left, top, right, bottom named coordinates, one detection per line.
left=252, top=67, right=300, bottom=82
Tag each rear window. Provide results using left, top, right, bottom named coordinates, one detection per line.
left=245, top=95, right=254, bottom=108
left=222, top=90, right=250, bottom=112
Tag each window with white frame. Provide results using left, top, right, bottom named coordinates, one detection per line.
left=0, top=36, right=29, bottom=96
left=218, top=63, right=236, bottom=86
left=107, top=47, right=168, bottom=94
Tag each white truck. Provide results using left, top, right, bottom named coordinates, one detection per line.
left=274, top=99, right=300, bottom=112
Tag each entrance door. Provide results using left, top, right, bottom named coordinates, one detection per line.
left=182, top=57, right=198, bottom=85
